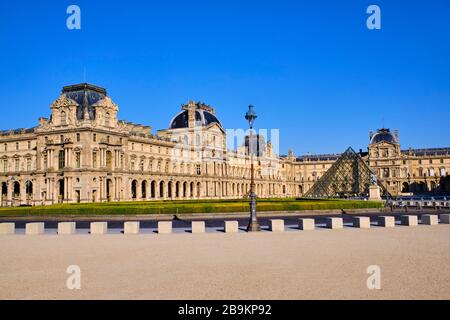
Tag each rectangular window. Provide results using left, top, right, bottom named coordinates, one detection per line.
left=77, top=133, right=80, bottom=142
left=58, top=150, right=65, bottom=169
left=93, top=134, right=97, bottom=142
left=92, top=152, right=97, bottom=168
left=15, top=158, right=19, bottom=171
left=4, top=143, right=6, bottom=151
left=3, top=159, right=7, bottom=172
left=196, top=164, right=201, bottom=175
left=15, top=142, right=19, bottom=151
left=28, top=141, right=31, bottom=150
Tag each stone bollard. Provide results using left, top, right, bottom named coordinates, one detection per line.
left=269, top=219, right=284, bottom=232
left=0, top=223, right=15, bottom=235
left=378, top=216, right=395, bottom=227
left=401, top=215, right=418, bottom=226
left=90, top=222, right=108, bottom=235
left=353, top=217, right=371, bottom=229
left=191, top=221, right=205, bottom=234
left=326, top=217, right=343, bottom=229
left=158, top=221, right=172, bottom=234
left=224, top=221, right=239, bottom=233
left=26, top=223, right=45, bottom=235
left=58, top=222, right=76, bottom=235
left=299, top=218, right=315, bottom=231
left=440, top=214, right=450, bottom=224
left=421, top=214, right=438, bottom=225
left=124, top=222, right=140, bottom=235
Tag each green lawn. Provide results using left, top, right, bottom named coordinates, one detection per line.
left=0, top=198, right=383, bottom=216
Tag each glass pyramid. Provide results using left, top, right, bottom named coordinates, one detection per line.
left=304, top=147, right=388, bottom=198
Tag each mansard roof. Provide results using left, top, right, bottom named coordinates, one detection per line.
left=401, top=147, right=450, bottom=156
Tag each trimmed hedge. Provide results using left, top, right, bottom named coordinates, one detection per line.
left=0, top=198, right=382, bottom=216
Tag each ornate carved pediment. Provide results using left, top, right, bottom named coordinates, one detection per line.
left=205, top=122, right=225, bottom=133
left=91, top=96, right=118, bottom=110
left=50, top=95, right=79, bottom=109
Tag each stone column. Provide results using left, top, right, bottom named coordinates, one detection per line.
left=68, top=177, right=73, bottom=202
left=66, top=148, right=70, bottom=167
left=164, top=182, right=168, bottom=199
left=147, top=181, right=152, bottom=200
left=64, top=149, right=68, bottom=168
left=20, top=181, right=26, bottom=204
left=50, top=178, right=55, bottom=204
left=48, top=150, right=52, bottom=169
left=7, top=181, right=12, bottom=206
left=99, top=177, right=103, bottom=202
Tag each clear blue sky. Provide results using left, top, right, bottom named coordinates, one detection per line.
left=0, top=0, right=449, bottom=155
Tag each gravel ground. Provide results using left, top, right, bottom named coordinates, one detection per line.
left=0, top=225, right=449, bottom=300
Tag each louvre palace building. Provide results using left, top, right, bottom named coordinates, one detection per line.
left=0, top=83, right=449, bottom=206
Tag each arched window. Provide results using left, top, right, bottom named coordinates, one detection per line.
left=131, top=180, right=137, bottom=199
left=429, top=168, right=435, bottom=177
left=60, top=111, right=67, bottom=125
left=25, top=181, right=33, bottom=196
left=13, top=181, right=20, bottom=197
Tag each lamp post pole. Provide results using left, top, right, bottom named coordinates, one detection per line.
left=245, top=105, right=260, bottom=232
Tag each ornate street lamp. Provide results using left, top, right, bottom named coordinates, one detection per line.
left=245, top=105, right=260, bottom=232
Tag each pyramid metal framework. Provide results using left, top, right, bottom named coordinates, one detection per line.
left=304, top=147, right=388, bottom=198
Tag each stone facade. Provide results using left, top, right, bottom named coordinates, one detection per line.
left=0, top=83, right=449, bottom=206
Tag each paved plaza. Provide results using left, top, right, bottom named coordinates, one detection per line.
left=0, top=224, right=449, bottom=299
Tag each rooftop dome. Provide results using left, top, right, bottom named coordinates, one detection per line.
left=370, top=128, right=397, bottom=144
left=169, top=102, right=222, bottom=129
left=61, top=83, right=107, bottom=120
